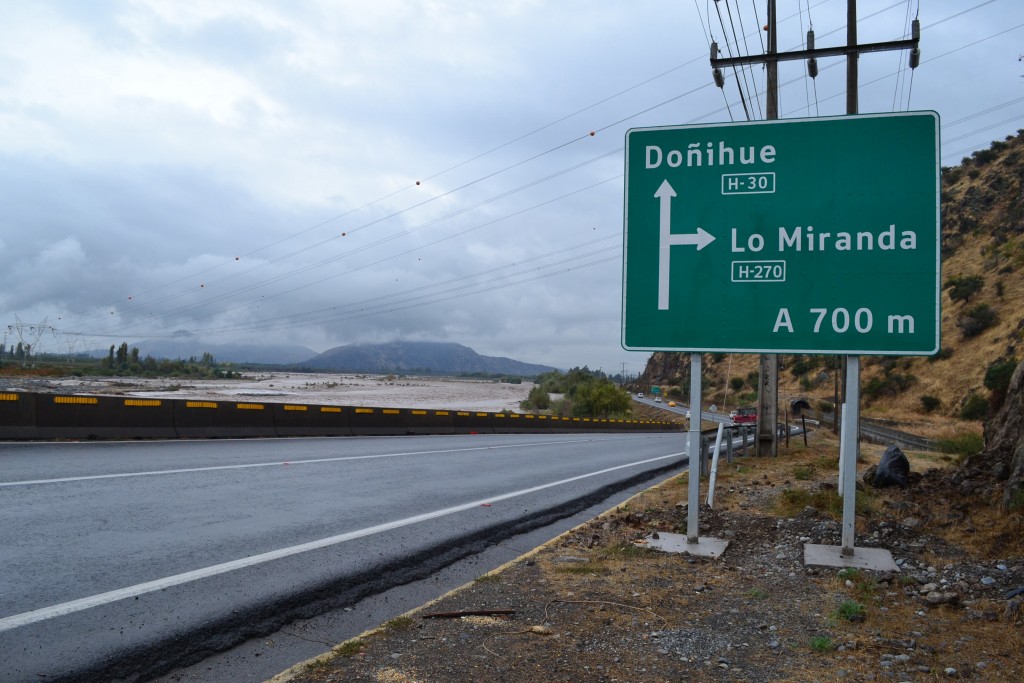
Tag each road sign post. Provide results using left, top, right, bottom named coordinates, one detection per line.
left=624, top=113, right=938, bottom=568
left=622, top=113, right=940, bottom=356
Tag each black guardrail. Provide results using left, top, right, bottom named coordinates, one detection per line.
left=0, top=392, right=681, bottom=441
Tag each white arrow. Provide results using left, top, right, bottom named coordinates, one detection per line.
left=656, top=180, right=715, bottom=310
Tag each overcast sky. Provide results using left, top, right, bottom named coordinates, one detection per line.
left=1, top=0, right=1021, bottom=373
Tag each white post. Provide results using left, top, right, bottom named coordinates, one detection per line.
left=706, top=421, right=725, bottom=508
left=841, top=356, right=860, bottom=556
left=687, top=353, right=702, bottom=543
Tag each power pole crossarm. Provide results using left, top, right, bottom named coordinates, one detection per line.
left=710, top=38, right=918, bottom=68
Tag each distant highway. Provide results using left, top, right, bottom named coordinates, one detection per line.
left=0, top=432, right=687, bottom=682
left=632, top=395, right=734, bottom=425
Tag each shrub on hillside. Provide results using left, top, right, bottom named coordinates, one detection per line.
left=920, top=395, right=941, bottom=413
left=960, top=393, right=989, bottom=421
left=984, top=357, right=1019, bottom=408
left=957, top=303, right=998, bottom=338
left=944, top=274, right=984, bottom=303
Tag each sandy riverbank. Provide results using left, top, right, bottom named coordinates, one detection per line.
left=1, top=372, right=536, bottom=413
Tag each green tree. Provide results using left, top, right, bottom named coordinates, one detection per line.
left=521, top=386, right=551, bottom=411
left=572, top=381, right=631, bottom=418
left=116, top=342, right=129, bottom=366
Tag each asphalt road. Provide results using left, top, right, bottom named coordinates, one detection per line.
left=0, top=433, right=687, bottom=682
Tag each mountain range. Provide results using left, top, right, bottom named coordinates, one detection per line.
left=300, top=341, right=556, bottom=376
left=102, top=338, right=555, bottom=376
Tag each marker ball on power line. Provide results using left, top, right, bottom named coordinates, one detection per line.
left=763, top=24, right=768, bottom=31
left=415, top=180, right=421, bottom=185
left=589, top=131, right=595, bottom=136
left=342, top=232, right=346, bottom=236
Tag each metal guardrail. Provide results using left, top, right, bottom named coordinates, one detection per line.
left=813, top=410, right=939, bottom=452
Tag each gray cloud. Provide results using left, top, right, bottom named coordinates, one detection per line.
left=1, top=1, right=1020, bottom=372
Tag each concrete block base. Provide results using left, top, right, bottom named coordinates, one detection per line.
left=803, top=544, right=899, bottom=572
left=644, top=532, right=729, bottom=558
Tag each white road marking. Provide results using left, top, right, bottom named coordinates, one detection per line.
left=0, top=450, right=685, bottom=632
left=0, top=438, right=601, bottom=487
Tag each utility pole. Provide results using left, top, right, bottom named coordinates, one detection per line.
left=757, top=0, right=780, bottom=458
left=710, top=0, right=920, bottom=457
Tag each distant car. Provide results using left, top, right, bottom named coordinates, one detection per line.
left=668, top=401, right=677, bottom=407
left=654, top=396, right=662, bottom=403
left=637, top=392, right=644, bottom=398
left=732, top=406, right=757, bottom=425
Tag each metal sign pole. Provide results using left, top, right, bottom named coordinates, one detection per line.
left=841, top=355, right=860, bottom=555
left=687, top=352, right=702, bottom=543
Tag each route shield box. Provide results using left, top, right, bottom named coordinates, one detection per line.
left=621, top=112, right=940, bottom=355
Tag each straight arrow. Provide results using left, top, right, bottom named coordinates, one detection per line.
left=656, top=180, right=715, bottom=310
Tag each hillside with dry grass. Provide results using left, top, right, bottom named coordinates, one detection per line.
left=636, top=132, right=1024, bottom=442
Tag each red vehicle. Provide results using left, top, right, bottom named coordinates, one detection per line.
left=731, top=406, right=757, bottom=425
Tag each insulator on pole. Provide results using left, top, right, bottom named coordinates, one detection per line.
left=713, top=67, right=725, bottom=88
left=710, top=42, right=724, bottom=87
left=908, top=19, right=921, bottom=69
left=806, top=30, right=818, bottom=78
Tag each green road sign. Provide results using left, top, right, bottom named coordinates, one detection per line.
left=621, top=112, right=940, bottom=355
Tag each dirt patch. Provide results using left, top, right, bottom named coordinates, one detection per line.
left=271, top=432, right=1024, bottom=683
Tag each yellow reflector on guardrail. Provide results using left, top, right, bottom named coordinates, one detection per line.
left=186, top=401, right=217, bottom=409
left=320, top=406, right=341, bottom=413
left=124, top=399, right=161, bottom=407
left=54, top=396, right=98, bottom=405
left=284, top=405, right=307, bottom=411
left=0, top=393, right=20, bottom=401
